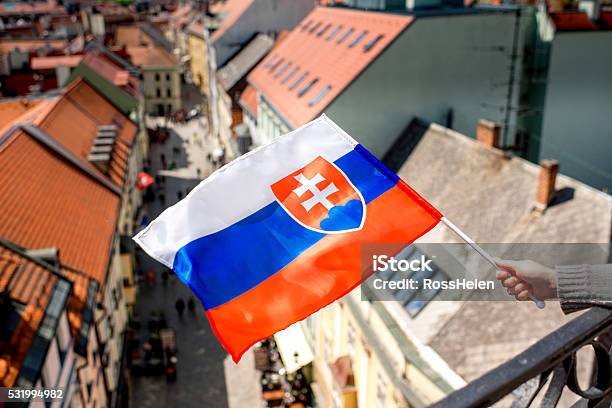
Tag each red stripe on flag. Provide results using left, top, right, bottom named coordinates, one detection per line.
left=205, top=185, right=442, bottom=362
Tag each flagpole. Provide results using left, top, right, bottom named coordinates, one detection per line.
left=440, top=217, right=545, bottom=309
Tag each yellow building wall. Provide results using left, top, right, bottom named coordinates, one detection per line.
left=310, top=295, right=448, bottom=408
left=188, top=33, right=208, bottom=95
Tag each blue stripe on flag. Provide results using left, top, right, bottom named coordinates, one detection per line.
left=173, top=146, right=397, bottom=310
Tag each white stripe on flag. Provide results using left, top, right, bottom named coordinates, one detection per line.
left=134, top=115, right=357, bottom=268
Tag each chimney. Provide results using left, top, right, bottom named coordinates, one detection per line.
left=535, top=159, right=559, bottom=211
left=476, top=119, right=500, bottom=148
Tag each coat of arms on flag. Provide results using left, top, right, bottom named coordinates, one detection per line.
left=134, top=115, right=442, bottom=362
left=271, top=156, right=366, bottom=233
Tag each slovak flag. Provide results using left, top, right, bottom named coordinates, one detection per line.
left=134, top=115, right=442, bottom=362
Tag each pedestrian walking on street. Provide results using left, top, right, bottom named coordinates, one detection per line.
left=161, top=270, right=169, bottom=287
left=187, top=297, right=196, bottom=314
left=159, top=192, right=165, bottom=204
left=175, top=298, right=185, bottom=319
left=177, top=191, right=183, bottom=201
left=196, top=167, right=202, bottom=178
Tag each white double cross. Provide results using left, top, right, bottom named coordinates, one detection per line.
left=293, top=173, right=339, bottom=212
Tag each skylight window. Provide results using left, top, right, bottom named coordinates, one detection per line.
left=326, top=25, right=343, bottom=41
left=289, top=71, right=308, bottom=90
left=269, top=58, right=284, bottom=73
left=349, top=30, right=368, bottom=48
left=282, top=66, right=299, bottom=84
left=297, top=78, right=319, bottom=97
left=301, top=20, right=313, bottom=31
left=364, top=34, right=384, bottom=52
left=317, top=23, right=332, bottom=37
left=263, top=55, right=277, bottom=69
left=309, top=85, right=331, bottom=106
left=274, top=62, right=291, bottom=78
left=309, top=21, right=322, bottom=34
left=337, top=28, right=354, bottom=45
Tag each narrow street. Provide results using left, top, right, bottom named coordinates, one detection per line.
left=130, top=108, right=229, bottom=408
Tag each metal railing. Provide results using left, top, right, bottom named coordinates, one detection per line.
left=430, top=307, right=612, bottom=408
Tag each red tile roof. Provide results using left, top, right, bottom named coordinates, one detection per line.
left=0, top=1, right=64, bottom=16
left=31, top=55, right=83, bottom=70
left=82, top=52, right=130, bottom=86
left=0, top=39, right=66, bottom=54
left=0, top=99, right=41, bottom=130
left=115, top=25, right=154, bottom=47
left=0, top=127, right=120, bottom=289
left=549, top=11, right=598, bottom=30
left=0, top=78, right=136, bottom=285
left=125, top=46, right=178, bottom=67
left=210, top=0, right=255, bottom=42
left=248, top=7, right=412, bottom=128
left=37, top=78, right=137, bottom=188
left=239, top=84, right=258, bottom=116
left=0, top=241, right=60, bottom=387
left=60, top=265, right=95, bottom=339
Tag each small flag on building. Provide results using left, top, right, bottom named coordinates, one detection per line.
left=135, top=171, right=155, bottom=191
left=133, top=115, right=442, bottom=362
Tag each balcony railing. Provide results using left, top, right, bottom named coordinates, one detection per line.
left=430, top=307, right=612, bottom=408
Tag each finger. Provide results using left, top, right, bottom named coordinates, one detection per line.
left=495, top=270, right=511, bottom=280
left=495, top=263, right=517, bottom=275
left=513, top=282, right=530, bottom=294
left=516, top=290, right=531, bottom=301
left=502, top=277, right=519, bottom=288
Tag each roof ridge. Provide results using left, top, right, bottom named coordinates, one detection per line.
left=428, top=122, right=612, bottom=202
left=0, top=237, right=72, bottom=285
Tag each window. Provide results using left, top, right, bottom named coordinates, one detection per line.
left=297, top=78, right=318, bottom=97
left=274, top=62, right=291, bottom=79
left=156, top=88, right=161, bottom=97
left=1, top=300, right=24, bottom=341
left=301, top=19, right=313, bottom=31
left=263, top=55, right=277, bottom=69
left=385, top=245, right=449, bottom=317
left=317, top=23, right=332, bottom=37
left=349, top=30, right=368, bottom=48
left=347, top=321, right=356, bottom=358
left=309, top=85, right=331, bottom=106
left=364, top=34, right=384, bottom=52
left=405, top=270, right=446, bottom=316
left=324, top=332, right=333, bottom=361
left=155, top=73, right=160, bottom=81
left=376, top=373, right=388, bottom=408
left=281, top=66, right=299, bottom=84
left=337, top=27, right=354, bottom=45
left=166, top=73, right=170, bottom=81
left=308, top=21, right=322, bottom=34
left=326, top=25, right=343, bottom=41
left=167, top=89, right=171, bottom=98
left=269, top=58, right=284, bottom=73
left=289, top=71, right=308, bottom=91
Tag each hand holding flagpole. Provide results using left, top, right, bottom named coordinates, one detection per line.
left=441, top=217, right=546, bottom=309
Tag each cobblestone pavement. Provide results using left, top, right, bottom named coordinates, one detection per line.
left=130, top=113, right=229, bottom=408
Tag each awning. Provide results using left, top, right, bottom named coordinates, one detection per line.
left=273, top=323, right=314, bottom=374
